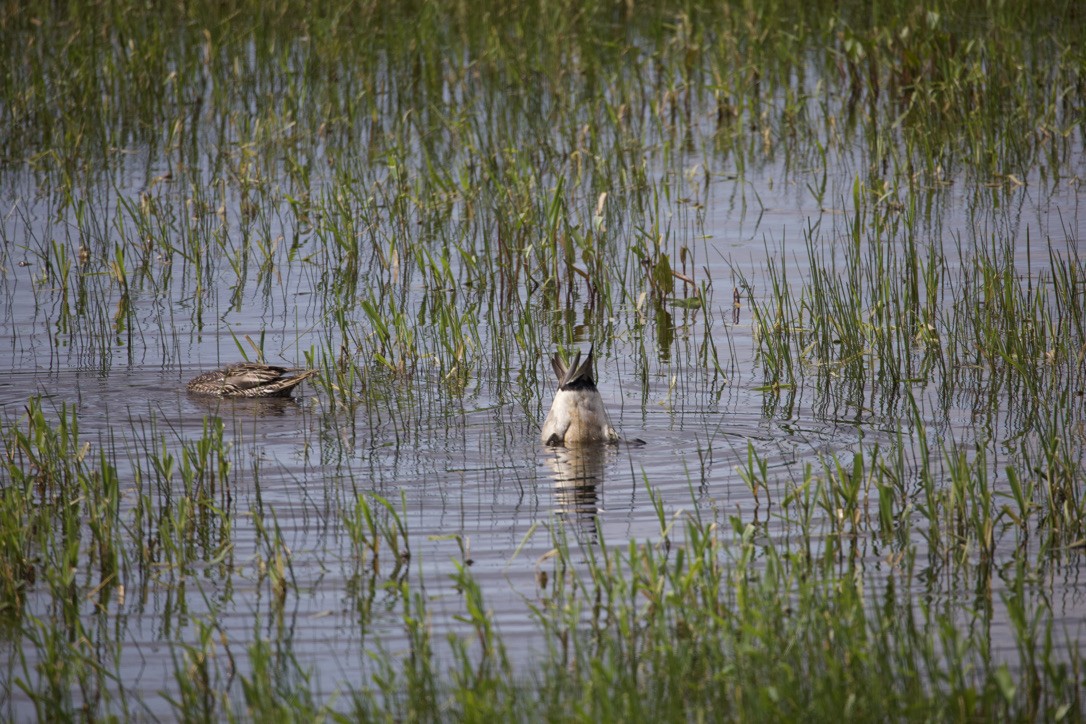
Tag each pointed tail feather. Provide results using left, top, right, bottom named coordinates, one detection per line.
left=550, top=354, right=567, bottom=385
left=552, top=346, right=595, bottom=389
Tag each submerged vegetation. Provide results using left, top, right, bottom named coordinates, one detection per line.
left=1, top=0, right=1084, bottom=719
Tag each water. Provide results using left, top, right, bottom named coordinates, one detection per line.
left=2, top=119, right=1085, bottom=719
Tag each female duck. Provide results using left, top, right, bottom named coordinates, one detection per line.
left=187, top=362, right=317, bottom=398
left=541, top=347, right=619, bottom=446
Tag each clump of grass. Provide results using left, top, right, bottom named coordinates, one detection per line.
left=237, top=636, right=323, bottom=721
left=0, top=398, right=126, bottom=619
left=0, top=397, right=131, bottom=718
left=163, top=616, right=230, bottom=721
left=131, top=414, right=234, bottom=575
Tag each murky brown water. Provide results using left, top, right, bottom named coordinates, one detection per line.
left=2, top=143, right=1085, bottom=717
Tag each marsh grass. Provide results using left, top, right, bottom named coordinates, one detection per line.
left=1, top=375, right=1083, bottom=719
left=335, top=474, right=1082, bottom=722
left=6, top=0, right=1081, bottom=383
left=2, top=0, right=1086, bottom=719
left=0, top=398, right=131, bottom=718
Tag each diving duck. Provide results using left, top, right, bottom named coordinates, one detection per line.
left=186, top=362, right=318, bottom=398
left=541, top=346, right=619, bottom=446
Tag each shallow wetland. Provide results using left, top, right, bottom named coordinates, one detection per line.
left=1, top=1, right=1085, bottom=720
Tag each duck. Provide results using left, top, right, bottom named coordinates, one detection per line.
left=541, top=346, right=619, bottom=446
left=186, top=362, right=318, bottom=398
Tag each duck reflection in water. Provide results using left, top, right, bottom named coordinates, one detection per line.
left=545, top=444, right=614, bottom=541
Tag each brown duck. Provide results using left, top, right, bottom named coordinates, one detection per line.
left=186, top=362, right=317, bottom=398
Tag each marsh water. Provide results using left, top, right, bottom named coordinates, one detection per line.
left=2, top=10, right=1086, bottom=717
left=4, top=145, right=1084, bottom=717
